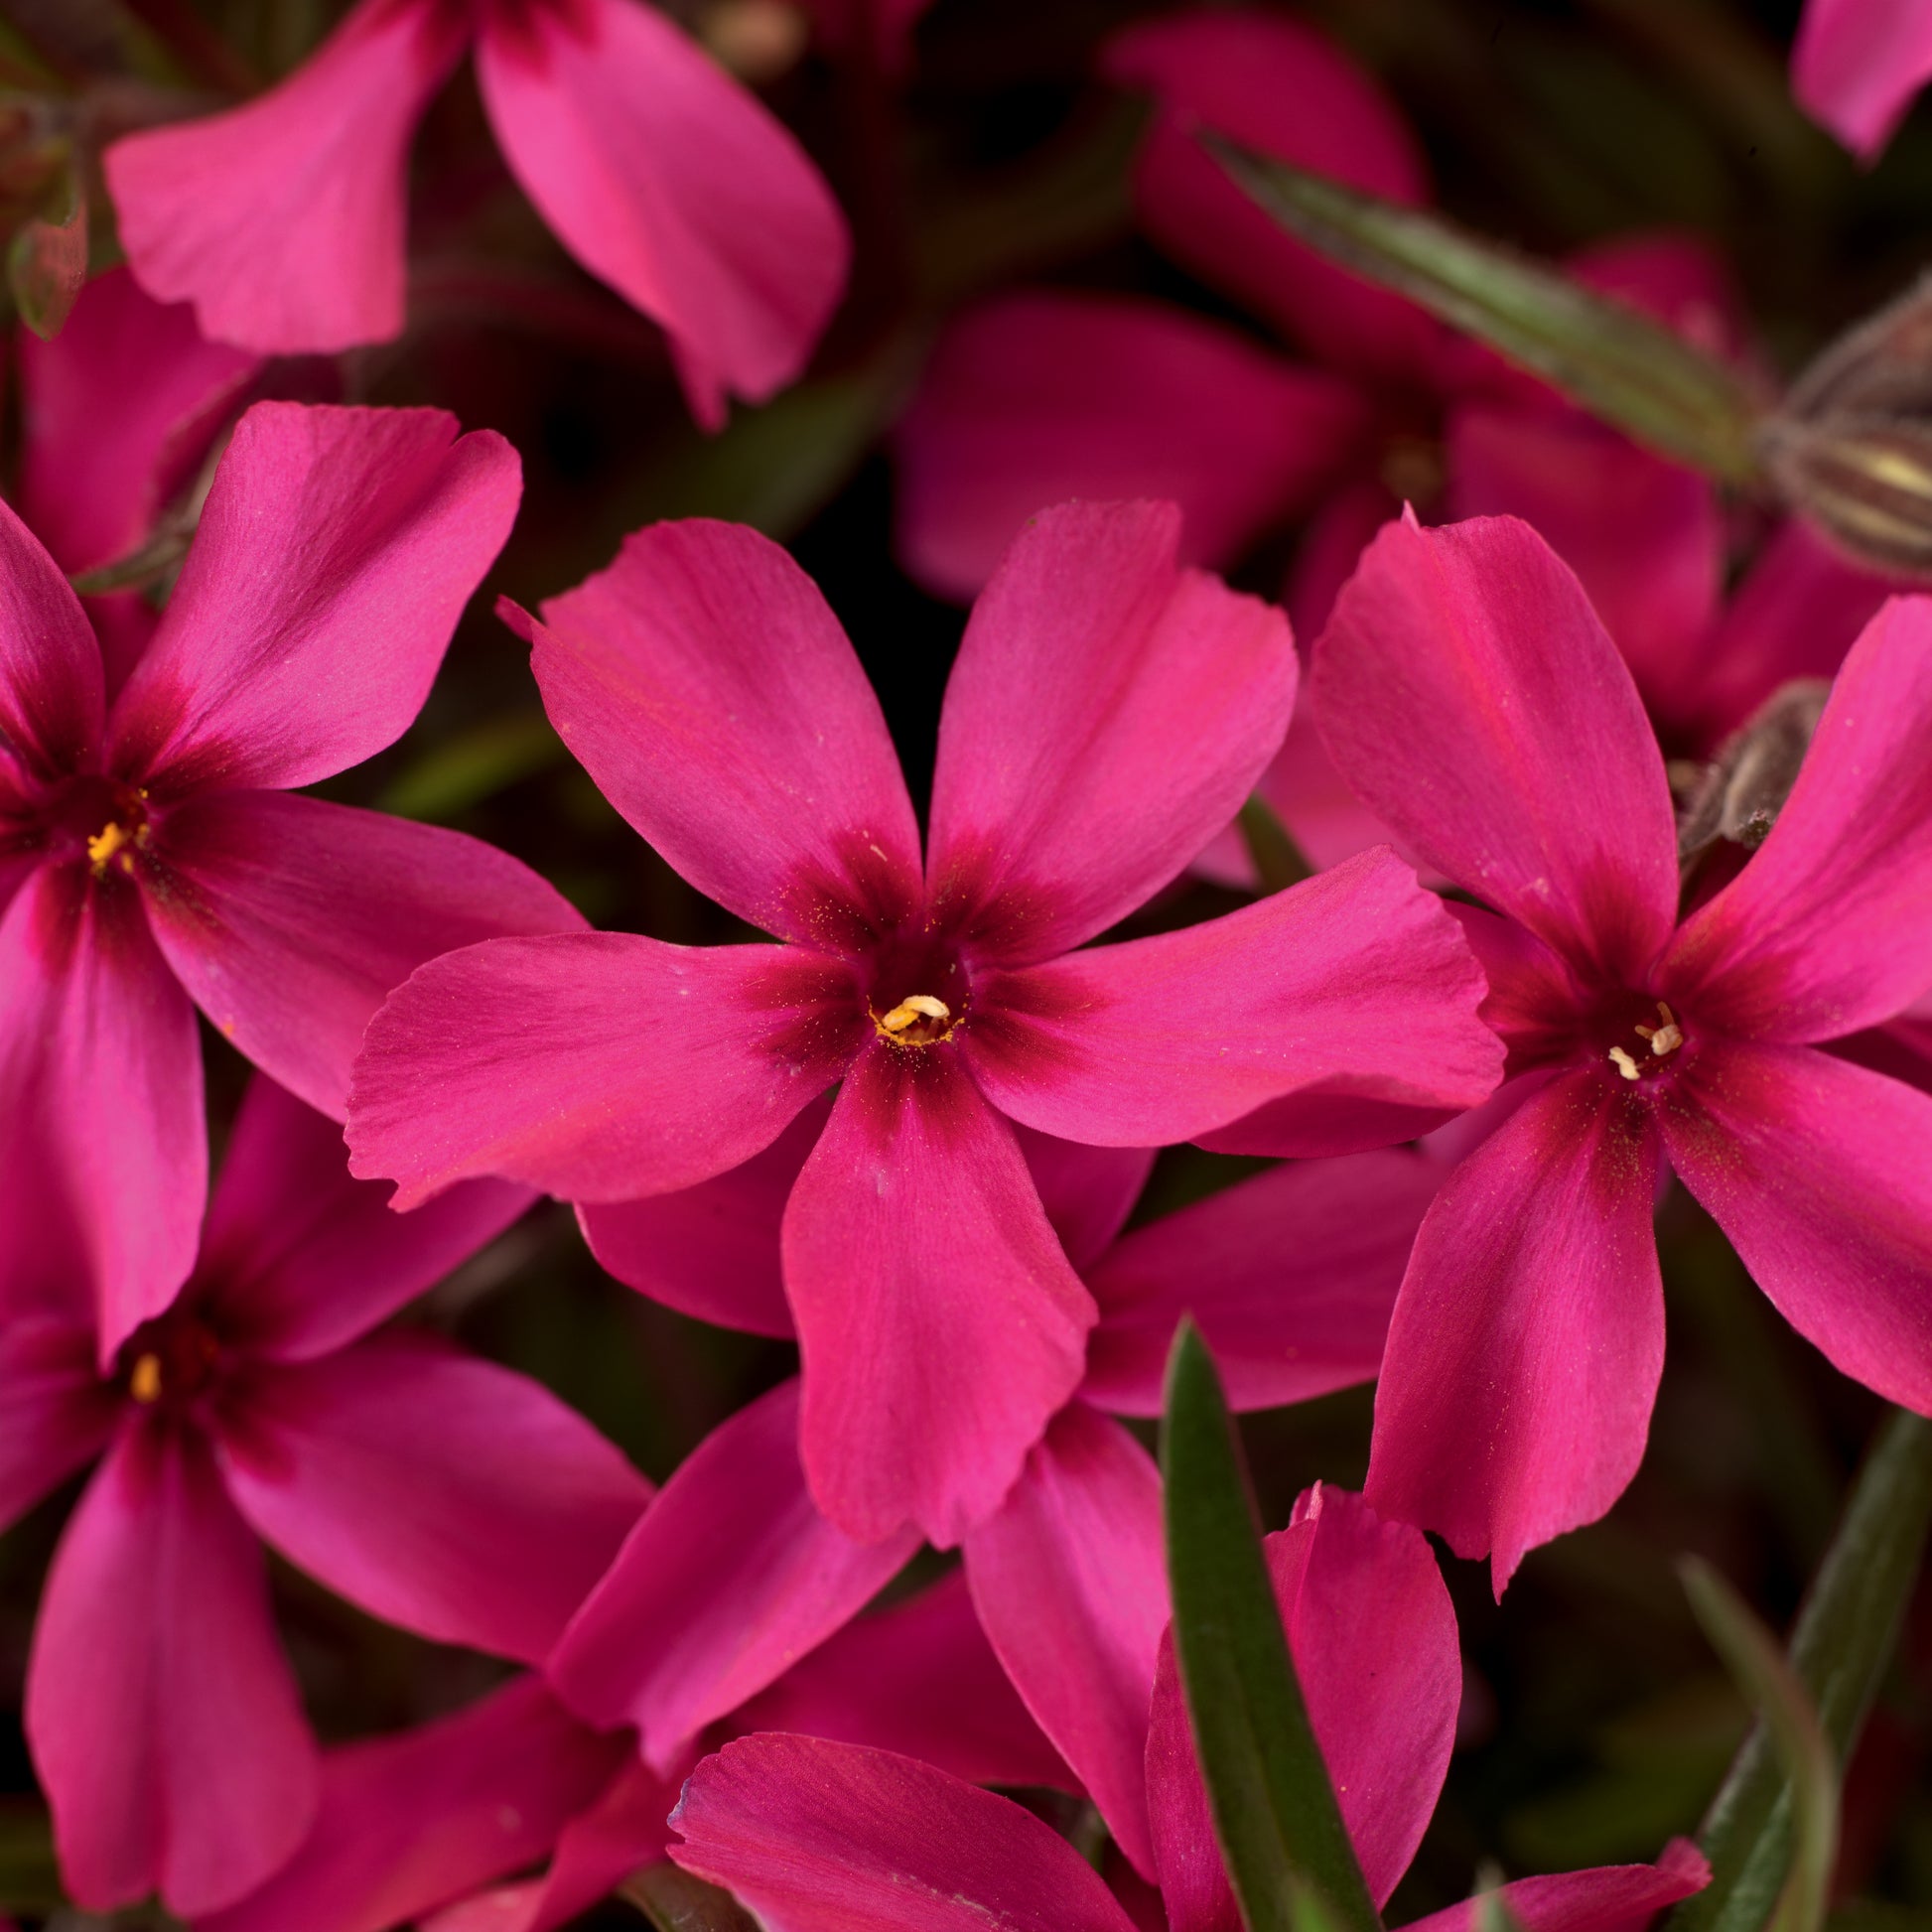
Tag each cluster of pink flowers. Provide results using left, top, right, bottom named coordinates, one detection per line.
left=1, top=0, right=1928, bottom=1925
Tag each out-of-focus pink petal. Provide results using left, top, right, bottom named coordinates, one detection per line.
left=964, top=1403, right=1167, bottom=1876
left=1404, top=1842, right=1711, bottom=1932
left=1662, top=597, right=1932, bottom=1041
left=551, top=1378, right=918, bottom=1768
left=512, top=518, right=919, bottom=945
left=347, top=933, right=863, bottom=1208
left=1661, top=1041, right=1932, bottom=1415
left=1445, top=409, right=1723, bottom=732
left=670, top=1735, right=1141, bottom=1932
left=1314, top=512, right=1680, bottom=982
left=965, top=846, right=1500, bottom=1150
left=1016, top=1128, right=1155, bottom=1275
left=0, top=867, right=206, bottom=1362
left=929, top=500, right=1297, bottom=964
left=217, top=1331, right=648, bottom=1663
left=476, top=0, right=849, bottom=429
left=734, top=1570, right=1075, bottom=1791
left=0, top=1314, right=117, bottom=1533
left=1104, top=10, right=1435, bottom=380
left=1573, top=231, right=1752, bottom=359
left=27, top=1424, right=316, bottom=1916
left=109, top=404, right=520, bottom=797
left=578, top=1096, right=828, bottom=1337
left=1793, top=0, right=1932, bottom=160
left=895, top=293, right=1368, bottom=601
left=0, top=494, right=103, bottom=780
left=782, top=1046, right=1095, bottom=1546
left=103, top=0, right=467, bottom=352
left=1082, top=1152, right=1436, bottom=1416
left=197, top=1072, right=531, bottom=1363
left=18, top=266, right=261, bottom=581
left=145, top=790, right=581, bottom=1119
left=1366, top=1072, right=1665, bottom=1594
left=199, top=1678, right=629, bottom=1932
left=1146, top=1488, right=1458, bottom=1921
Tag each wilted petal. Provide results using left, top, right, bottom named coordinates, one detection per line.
left=217, top=1332, right=648, bottom=1663
left=1366, top=1071, right=1665, bottom=1594
left=550, top=1379, right=918, bottom=1768
left=964, top=1403, right=1168, bottom=1876
left=1792, top=0, right=1932, bottom=160
left=1082, top=1151, right=1435, bottom=1415
left=896, top=292, right=1367, bottom=601
left=103, top=0, right=467, bottom=352
left=928, top=500, right=1297, bottom=964
left=965, top=846, right=1499, bottom=1150
left=27, top=1425, right=316, bottom=1916
left=670, top=1735, right=1141, bottom=1932
left=109, top=404, right=520, bottom=796
left=1404, top=1842, right=1710, bottom=1932
left=783, top=1046, right=1095, bottom=1546
left=476, top=0, right=848, bottom=427
left=1313, top=512, right=1681, bottom=983
left=510, top=519, right=920, bottom=944
left=347, top=933, right=863, bottom=1208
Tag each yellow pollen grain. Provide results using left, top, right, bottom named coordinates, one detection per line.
left=1608, top=1045, right=1641, bottom=1081
left=129, top=1352, right=163, bottom=1404
left=86, top=822, right=129, bottom=873
left=879, top=995, right=949, bottom=1035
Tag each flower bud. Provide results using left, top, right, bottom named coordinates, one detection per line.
left=1677, top=678, right=1831, bottom=864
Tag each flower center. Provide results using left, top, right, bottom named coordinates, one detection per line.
left=874, top=994, right=954, bottom=1045
left=1605, top=1001, right=1686, bottom=1083
left=865, top=928, right=972, bottom=1048
left=43, top=773, right=151, bottom=878
left=118, top=1309, right=222, bottom=1413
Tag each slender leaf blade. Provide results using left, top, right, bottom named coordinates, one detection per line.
left=621, top=1863, right=759, bottom=1932
left=1161, top=1321, right=1382, bottom=1932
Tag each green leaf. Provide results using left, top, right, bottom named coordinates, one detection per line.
left=0, top=1800, right=66, bottom=1913
left=377, top=710, right=566, bottom=821
left=1161, top=1320, right=1382, bottom=1932
left=1667, top=1409, right=1932, bottom=1932
left=9, top=151, right=85, bottom=341
left=1201, top=135, right=1763, bottom=486
left=620, top=1863, right=759, bottom=1932
left=1239, top=793, right=1313, bottom=896
left=1680, top=1559, right=1836, bottom=1932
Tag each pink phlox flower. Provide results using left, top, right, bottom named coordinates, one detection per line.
left=1314, top=508, right=1932, bottom=1592
left=560, top=1124, right=1439, bottom=1872
left=1792, top=0, right=1932, bottom=160
left=0, top=1072, right=649, bottom=1918
left=345, top=498, right=1501, bottom=1549
left=101, top=0, right=851, bottom=428
left=666, top=1484, right=1711, bottom=1932
left=0, top=398, right=581, bottom=1359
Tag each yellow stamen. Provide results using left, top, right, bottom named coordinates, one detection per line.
left=1608, top=1046, right=1641, bottom=1081
left=1646, top=1001, right=1684, bottom=1056
left=878, top=995, right=950, bottom=1035
left=129, top=1352, right=163, bottom=1404
left=86, top=822, right=129, bottom=873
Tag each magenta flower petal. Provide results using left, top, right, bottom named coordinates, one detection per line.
left=1313, top=512, right=1680, bottom=982
left=578, top=1096, right=828, bottom=1337
left=895, top=291, right=1367, bottom=601
left=109, top=403, right=520, bottom=796
left=1403, top=1843, right=1711, bottom=1932
left=197, top=1073, right=532, bottom=1364
left=1662, top=597, right=1932, bottom=1042
left=782, top=1049, right=1096, bottom=1545
left=144, top=790, right=581, bottom=1118
left=670, top=1734, right=1141, bottom=1932
left=475, top=0, right=849, bottom=429
left=216, top=1332, right=649, bottom=1663
left=0, top=869, right=207, bottom=1361
left=103, top=0, right=467, bottom=353
left=1366, top=1072, right=1665, bottom=1594
left=1792, top=0, right=1932, bottom=160
left=348, top=933, right=862, bottom=1207
left=0, top=496, right=103, bottom=781
left=735, top=1570, right=1075, bottom=1791
left=27, top=1425, right=317, bottom=1916
left=513, top=519, right=920, bottom=944
left=0, top=1314, right=117, bottom=1533
left=1015, top=1127, right=1156, bottom=1274
left=1661, top=1041, right=1932, bottom=1415
left=198, top=1679, right=628, bottom=1932
left=1146, top=1488, right=1458, bottom=1921
left=929, top=500, right=1295, bottom=964
left=549, top=1378, right=918, bottom=1767
left=963, top=1402, right=1169, bottom=1877
left=964, top=847, right=1500, bottom=1148
left=1082, top=1151, right=1436, bottom=1416
left=1103, top=10, right=1436, bottom=381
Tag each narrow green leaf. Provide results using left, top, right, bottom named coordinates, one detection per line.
left=620, top=1862, right=759, bottom=1932
left=1239, top=793, right=1313, bottom=896
left=1202, top=135, right=1763, bottom=486
left=1667, top=1409, right=1932, bottom=1932
left=9, top=154, right=85, bottom=341
left=377, top=710, right=566, bottom=821
left=1680, top=1559, right=1836, bottom=1932
left=1161, top=1321, right=1382, bottom=1932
